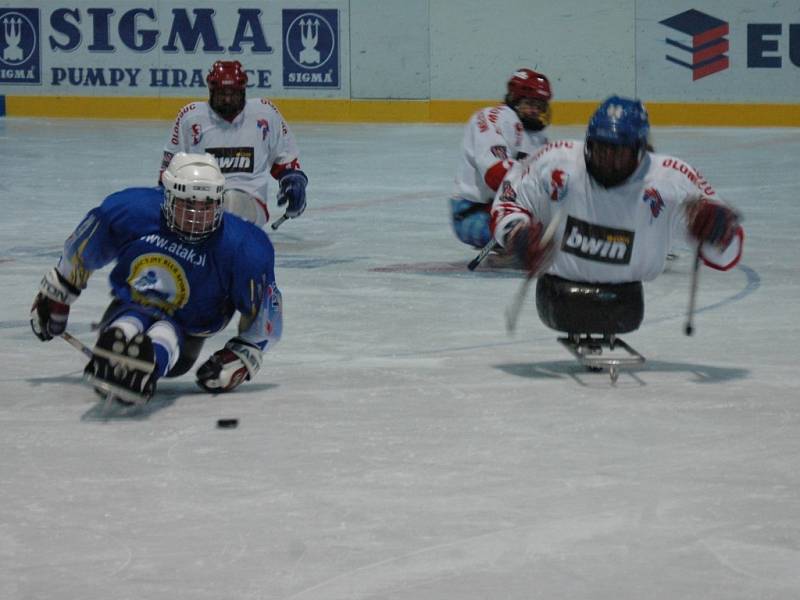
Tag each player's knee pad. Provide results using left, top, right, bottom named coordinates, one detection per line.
left=535, top=274, right=644, bottom=335
left=450, top=198, right=491, bottom=248
left=146, top=320, right=180, bottom=377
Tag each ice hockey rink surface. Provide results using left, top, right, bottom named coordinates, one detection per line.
left=1, top=118, right=799, bottom=599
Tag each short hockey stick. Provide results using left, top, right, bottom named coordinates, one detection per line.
left=62, top=330, right=154, bottom=372
left=504, top=208, right=565, bottom=334
left=270, top=214, right=289, bottom=230
left=684, top=243, right=702, bottom=336
left=468, top=239, right=499, bottom=271
left=61, top=330, right=93, bottom=359
left=504, top=273, right=536, bottom=335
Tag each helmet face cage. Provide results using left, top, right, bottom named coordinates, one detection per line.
left=505, top=69, right=552, bottom=131
left=163, top=192, right=224, bottom=242
left=584, top=96, right=650, bottom=187
left=514, top=97, right=552, bottom=131
left=161, top=153, right=226, bottom=242
left=206, top=60, right=248, bottom=120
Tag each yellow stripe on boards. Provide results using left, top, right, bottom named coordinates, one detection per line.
left=5, top=95, right=800, bottom=126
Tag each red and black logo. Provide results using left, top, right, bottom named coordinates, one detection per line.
left=643, top=187, right=665, bottom=219
left=659, top=9, right=729, bottom=80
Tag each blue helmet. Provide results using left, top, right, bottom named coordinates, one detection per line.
left=586, top=95, right=649, bottom=147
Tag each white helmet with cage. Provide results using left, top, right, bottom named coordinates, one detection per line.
left=161, top=152, right=226, bottom=242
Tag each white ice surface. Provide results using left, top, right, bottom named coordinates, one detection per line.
left=1, top=118, right=799, bottom=599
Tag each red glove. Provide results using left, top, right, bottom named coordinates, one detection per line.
left=686, top=197, right=740, bottom=249
left=508, top=219, right=556, bottom=276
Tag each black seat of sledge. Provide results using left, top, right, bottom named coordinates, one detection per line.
left=535, top=274, right=644, bottom=335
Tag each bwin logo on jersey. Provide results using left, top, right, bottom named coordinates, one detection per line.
left=562, top=216, right=635, bottom=265
left=206, top=147, right=255, bottom=174
left=0, top=8, right=40, bottom=84
left=283, top=9, right=339, bottom=88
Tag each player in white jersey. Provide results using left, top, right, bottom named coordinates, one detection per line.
left=160, top=60, right=308, bottom=227
left=491, top=95, right=743, bottom=283
left=450, top=68, right=552, bottom=250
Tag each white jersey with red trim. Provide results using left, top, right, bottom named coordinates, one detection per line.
left=453, top=104, right=547, bottom=204
left=162, top=98, right=301, bottom=203
left=649, top=151, right=718, bottom=199
left=491, top=141, right=743, bottom=283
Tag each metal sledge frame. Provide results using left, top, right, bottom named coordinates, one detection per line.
left=61, top=331, right=153, bottom=407
left=83, top=372, right=152, bottom=407
left=557, top=332, right=646, bottom=383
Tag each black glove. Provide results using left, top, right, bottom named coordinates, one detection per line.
left=196, top=338, right=262, bottom=393
left=509, top=220, right=556, bottom=276
left=30, top=268, right=81, bottom=341
left=685, top=197, right=741, bottom=249
left=276, top=169, right=308, bottom=218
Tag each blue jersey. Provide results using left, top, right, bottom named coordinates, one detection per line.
left=56, top=187, right=282, bottom=350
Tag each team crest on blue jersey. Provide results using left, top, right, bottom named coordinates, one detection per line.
left=0, top=8, right=40, bottom=84
left=643, top=187, right=665, bottom=220
left=127, top=254, right=190, bottom=314
left=282, top=9, right=339, bottom=88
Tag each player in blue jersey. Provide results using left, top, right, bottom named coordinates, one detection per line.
left=30, top=153, right=283, bottom=404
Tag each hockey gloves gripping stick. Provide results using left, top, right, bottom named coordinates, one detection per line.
left=276, top=169, right=308, bottom=219
left=196, top=337, right=263, bottom=393
left=504, top=209, right=564, bottom=334
left=685, top=197, right=740, bottom=250
left=30, top=268, right=81, bottom=341
left=682, top=198, right=741, bottom=337
left=509, top=218, right=557, bottom=277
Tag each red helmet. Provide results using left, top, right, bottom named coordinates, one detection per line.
left=206, top=60, right=248, bottom=91
left=506, top=68, right=552, bottom=104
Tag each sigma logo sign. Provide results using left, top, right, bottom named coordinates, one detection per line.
left=660, top=9, right=729, bottom=80
left=0, top=8, right=40, bottom=84
left=282, top=9, right=339, bottom=88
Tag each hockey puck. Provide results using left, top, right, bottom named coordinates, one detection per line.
left=216, top=418, right=239, bottom=429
